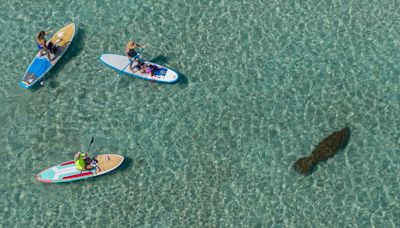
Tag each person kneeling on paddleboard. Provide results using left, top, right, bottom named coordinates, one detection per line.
left=132, top=59, right=145, bottom=72
left=74, top=152, right=98, bottom=171
left=37, top=30, right=55, bottom=60
left=126, top=40, right=146, bottom=68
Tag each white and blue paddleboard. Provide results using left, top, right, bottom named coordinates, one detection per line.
left=19, top=22, right=76, bottom=89
left=100, top=54, right=179, bottom=83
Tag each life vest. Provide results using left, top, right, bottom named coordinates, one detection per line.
left=75, top=153, right=86, bottom=171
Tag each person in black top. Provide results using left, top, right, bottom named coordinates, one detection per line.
left=125, top=40, right=146, bottom=68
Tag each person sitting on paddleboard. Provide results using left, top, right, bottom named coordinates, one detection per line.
left=126, top=40, right=146, bottom=68
left=36, top=30, right=55, bottom=60
left=74, top=152, right=98, bottom=171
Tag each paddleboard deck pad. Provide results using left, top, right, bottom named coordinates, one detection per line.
left=36, top=154, right=124, bottom=183
left=100, top=54, right=179, bottom=83
left=19, top=22, right=76, bottom=89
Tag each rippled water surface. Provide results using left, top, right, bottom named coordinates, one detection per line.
left=0, top=0, right=399, bottom=227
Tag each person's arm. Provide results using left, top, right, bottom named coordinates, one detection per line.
left=40, top=39, right=49, bottom=51
left=125, top=47, right=130, bottom=57
left=45, top=30, right=53, bottom=35
left=74, top=152, right=81, bottom=161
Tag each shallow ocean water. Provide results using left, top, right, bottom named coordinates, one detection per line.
left=0, top=0, right=399, bottom=227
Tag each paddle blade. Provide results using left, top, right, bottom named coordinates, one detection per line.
left=87, top=136, right=94, bottom=153
left=111, top=74, right=121, bottom=84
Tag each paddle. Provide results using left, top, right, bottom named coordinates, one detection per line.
left=87, top=136, right=94, bottom=154
left=111, top=60, right=132, bottom=84
left=87, top=136, right=100, bottom=170
left=111, top=47, right=145, bottom=84
left=85, top=136, right=102, bottom=172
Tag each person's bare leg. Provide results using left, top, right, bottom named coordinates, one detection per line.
left=46, top=51, right=52, bottom=60
left=85, top=164, right=94, bottom=170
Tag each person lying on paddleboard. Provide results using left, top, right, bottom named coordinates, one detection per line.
left=36, top=30, right=56, bottom=60
left=74, top=152, right=99, bottom=171
left=139, top=64, right=163, bottom=76
left=126, top=40, right=146, bottom=67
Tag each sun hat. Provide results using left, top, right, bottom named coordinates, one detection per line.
left=127, top=40, right=137, bottom=49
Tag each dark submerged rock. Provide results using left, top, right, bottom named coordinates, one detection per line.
left=293, top=127, right=350, bottom=176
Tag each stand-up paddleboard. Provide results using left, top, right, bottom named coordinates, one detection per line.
left=36, top=154, right=124, bottom=183
left=19, top=22, right=76, bottom=89
left=100, top=54, right=179, bottom=83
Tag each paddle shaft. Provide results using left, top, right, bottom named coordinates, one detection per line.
left=112, top=60, right=131, bottom=83
left=112, top=48, right=145, bottom=83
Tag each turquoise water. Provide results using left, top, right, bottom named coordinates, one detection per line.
left=1, top=0, right=399, bottom=226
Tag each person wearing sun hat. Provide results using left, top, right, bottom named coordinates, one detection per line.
left=125, top=40, right=146, bottom=58
left=125, top=40, right=146, bottom=69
